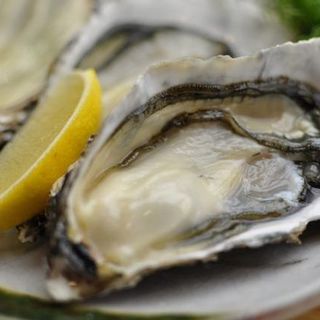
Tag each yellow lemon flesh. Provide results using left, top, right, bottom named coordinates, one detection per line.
left=0, top=70, right=102, bottom=230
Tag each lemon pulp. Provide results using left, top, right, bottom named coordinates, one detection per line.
left=0, top=70, right=102, bottom=230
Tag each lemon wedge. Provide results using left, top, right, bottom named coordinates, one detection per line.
left=0, top=70, right=102, bottom=230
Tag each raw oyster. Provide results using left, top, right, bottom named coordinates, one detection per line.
left=47, top=39, right=320, bottom=301
left=50, top=0, right=291, bottom=117
left=17, top=0, right=292, bottom=243
left=0, top=0, right=93, bottom=147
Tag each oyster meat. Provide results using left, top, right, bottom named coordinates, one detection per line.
left=50, top=0, right=292, bottom=116
left=0, top=0, right=92, bottom=147
left=47, top=39, right=320, bottom=301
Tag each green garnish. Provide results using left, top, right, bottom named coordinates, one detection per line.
left=277, top=0, right=320, bottom=38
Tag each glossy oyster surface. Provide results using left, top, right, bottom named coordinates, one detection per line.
left=46, top=39, right=320, bottom=301
left=51, top=0, right=292, bottom=116
left=0, top=0, right=92, bottom=146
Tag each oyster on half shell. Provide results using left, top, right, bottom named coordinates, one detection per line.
left=50, top=0, right=292, bottom=117
left=0, top=0, right=92, bottom=148
left=17, top=0, right=293, bottom=243
left=47, top=39, right=320, bottom=301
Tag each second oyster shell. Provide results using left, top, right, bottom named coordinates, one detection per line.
left=50, top=0, right=292, bottom=117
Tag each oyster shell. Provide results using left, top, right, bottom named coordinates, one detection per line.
left=50, top=0, right=292, bottom=116
left=17, top=0, right=292, bottom=243
left=0, top=0, right=93, bottom=146
left=47, top=39, right=320, bottom=301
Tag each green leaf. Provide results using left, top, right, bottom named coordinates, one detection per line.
left=276, top=0, right=320, bottom=38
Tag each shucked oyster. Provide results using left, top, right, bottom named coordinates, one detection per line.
left=17, top=0, right=292, bottom=244
left=47, top=39, right=320, bottom=301
left=51, top=0, right=291, bottom=117
left=0, top=0, right=92, bottom=147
